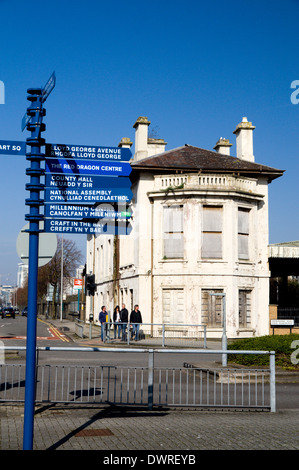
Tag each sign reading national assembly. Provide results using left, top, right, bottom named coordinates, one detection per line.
left=44, top=186, right=133, bottom=204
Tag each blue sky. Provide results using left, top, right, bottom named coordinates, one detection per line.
left=0, top=0, right=298, bottom=284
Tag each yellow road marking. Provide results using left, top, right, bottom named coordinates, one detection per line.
left=37, top=318, right=70, bottom=342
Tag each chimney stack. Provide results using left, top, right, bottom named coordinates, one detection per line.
left=133, top=116, right=151, bottom=161
left=213, top=137, right=232, bottom=156
left=233, top=117, right=255, bottom=162
left=118, top=137, right=133, bottom=150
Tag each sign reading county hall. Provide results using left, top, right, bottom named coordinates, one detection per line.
left=45, top=173, right=132, bottom=189
left=45, top=143, right=132, bottom=161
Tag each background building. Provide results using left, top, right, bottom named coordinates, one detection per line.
left=17, top=263, right=28, bottom=288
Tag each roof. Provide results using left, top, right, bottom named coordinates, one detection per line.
left=131, top=145, right=284, bottom=181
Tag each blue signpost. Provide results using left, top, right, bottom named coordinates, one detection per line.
left=22, top=72, right=55, bottom=451
left=22, top=88, right=46, bottom=450
left=21, top=73, right=132, bottom=449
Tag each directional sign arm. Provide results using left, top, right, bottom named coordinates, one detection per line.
left=45, top=143, right=132, bottom=162
left=41, top=71, right=56, bottom=103
left=45, top=158, right=132, bottom=176
left=44, top=218, right=132, bottom=235
left=0, top=140, right=26, bottom=155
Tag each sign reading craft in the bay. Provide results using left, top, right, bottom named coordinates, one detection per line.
left=44, top=219, right=132, bottom=235
left=45, top=143, right=132, bottom=161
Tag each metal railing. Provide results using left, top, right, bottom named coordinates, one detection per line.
left=80, top=322, right=208, bottom=348
left=278, top=308, right=299, bottom=327
left=0, top=346, right=276, bottom=411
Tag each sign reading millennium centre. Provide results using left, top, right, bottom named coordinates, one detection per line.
left=44, top=142, right=133, bottom=235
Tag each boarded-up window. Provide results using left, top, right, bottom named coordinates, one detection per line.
left=202, top=206, right=222, bottom=259
left=162, top=288, right=184, bottom=324
left=239, top=290, right=251, bottom=328
left=238, top=208, right=250, bottom=260
left=163, top=205, right=184, bottom=258
left=201, top=289, right=223, bottom=327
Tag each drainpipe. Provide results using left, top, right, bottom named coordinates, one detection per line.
left=150, top=198, right=154, bottom=331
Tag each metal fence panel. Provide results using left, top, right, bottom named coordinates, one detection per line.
left=0, top=347, right=275, bottom=411
left=95, top=323, right=208, bottom=348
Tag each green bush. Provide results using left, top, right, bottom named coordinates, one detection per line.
left=227, top=334, right=299, bottom=370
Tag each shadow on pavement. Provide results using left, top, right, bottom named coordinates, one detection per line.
left=39, top=403, right=170, bottom=451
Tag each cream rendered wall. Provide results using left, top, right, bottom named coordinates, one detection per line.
left=147, top=175, right=270, bottom=338
left=118, top=173, right=155, bottom=323
left=86, top=175, right=271, bottom=337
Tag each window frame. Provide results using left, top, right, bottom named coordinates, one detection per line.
left=201, top=205, right=223, bottom=259
left=163, top=204, right=184, bottom=259
left=238, top=207, right=250, bottom=260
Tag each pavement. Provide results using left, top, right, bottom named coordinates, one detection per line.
left=1, top=316, right=299, bottom=453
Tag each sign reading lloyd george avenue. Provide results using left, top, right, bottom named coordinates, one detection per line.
left=45, top=142, right=132, bottom=161
left=44, top=141, right=133, bottom=235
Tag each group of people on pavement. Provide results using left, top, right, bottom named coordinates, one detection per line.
left=98, top=303, right=142, bottom=342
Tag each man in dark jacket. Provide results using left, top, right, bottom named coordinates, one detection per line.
left=130, top=305, right=142, bottom=341
left=99, top=306, right=107, bottom=341
left=120, top=304, right=129, bottom=341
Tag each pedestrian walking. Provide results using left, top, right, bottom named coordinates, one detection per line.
left=120, top=303, right=128, bottom=341
left=130, top=304, right=142, bottom=341
left=99, top=306, right=107, bottom=342
left=113, top=305, right=121, bottom=339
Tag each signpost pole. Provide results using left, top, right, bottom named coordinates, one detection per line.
left=22, top=74, right=54, bottom=450
left=23, top=88, right=45, bottom=450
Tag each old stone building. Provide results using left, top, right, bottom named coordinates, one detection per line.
left=86, top=116, right=283, bottom=339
